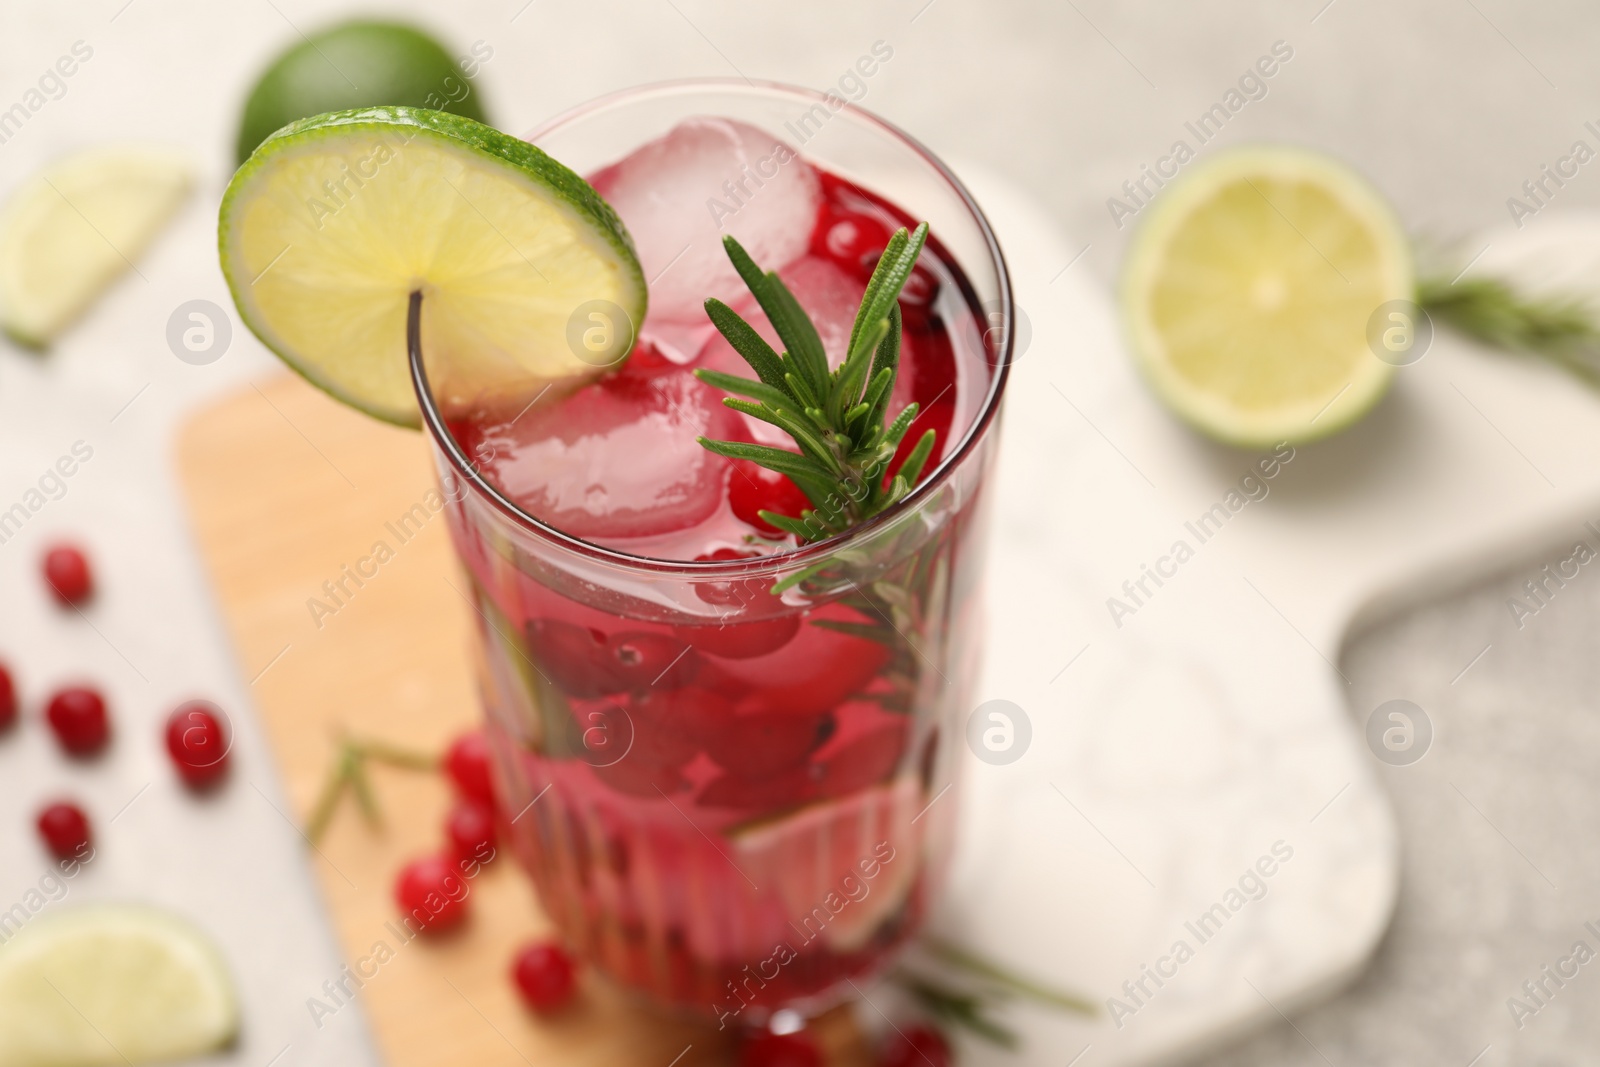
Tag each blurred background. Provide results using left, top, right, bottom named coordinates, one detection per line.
left=15, top=0, right=1600, bottom=279
left=4, top=2, right=1600, bottom=1065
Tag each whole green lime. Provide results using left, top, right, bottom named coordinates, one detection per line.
left=235, top=20, right=490, bottom=163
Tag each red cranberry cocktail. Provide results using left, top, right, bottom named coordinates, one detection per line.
left=420, top=82, right=1013, bottom=1022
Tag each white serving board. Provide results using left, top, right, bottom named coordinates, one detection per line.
left=927, top=177, right=1600, bottom=1065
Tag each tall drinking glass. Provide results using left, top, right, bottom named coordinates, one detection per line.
left=412, top=80, right=1014, bottom=1024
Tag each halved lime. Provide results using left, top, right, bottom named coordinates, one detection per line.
left=218, top=107, right=647, bottom=426
left=1121, top=146, right=1412, bottom=447
left=730, top=777, right=921, bottom=952
left=0, top=147, right=192, bottom=348
left=236, top=19, right=488, bottom=163
left=0, top=904, right=238, bottom=1067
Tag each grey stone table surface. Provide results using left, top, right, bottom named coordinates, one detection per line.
left=1187, top=551, right=1600, bottom=1064
left=7, top=1, right=1600, bottom=1063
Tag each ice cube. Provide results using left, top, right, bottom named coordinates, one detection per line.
left=693, top=255, right=915, bottom=446
left=459, top=361, right=743, bottom=542
left=591, top=118, right=821, bottom=322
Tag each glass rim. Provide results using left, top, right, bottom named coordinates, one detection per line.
left=413, top=77, right=1015, bottom=579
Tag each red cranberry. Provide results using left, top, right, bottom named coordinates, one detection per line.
left=728, top=460, right=813, bottom=538
left=444, top=799, right=497, bottom=866
left=42, top=543, right=93, bottom=605
left=394, top=855, right=470, bottom=933
left=739, top=1031, right=821, bottom=1067
left=628, top=690, right=707, bottom=769
left=701, top=706, right=831, bottom=779
left=814, top=720, right=909, bottom=799
left=709, top=621, right=889, bottom=715
left=672, top=616, right=801, bottom=660
left=510, top=940, right=577, bottom=1012
left=444, top=731, right=496, bottom=807
left=37, top=801, right=91, bottom=860
left=0, top=662, right=15, bottom=732
left=696, top=766, right=815, bottom=812
left=881, top=1025, right=952, bottom=1067
left=530, top=622, right=702, bottom=694
left=625, top=684, right=728, bottom=746
left=569, top=696, right=635, bottom=767
left=165, top=701, right=230, bottom=789
left=607, top=631, right=697, bottom=689
left=524, top=620, right=622, bottom=697
left=46, top=686, right=109, bottom=756
left=594, top=754, right=690, bottom=798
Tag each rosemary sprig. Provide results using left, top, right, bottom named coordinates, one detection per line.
left=305, top=733, right=438, bottom=844
left=695, top=223, right=937, bottom=544
left=922, top=937, right=1098, bottom=1016
left=893, top=970, right=1020, bottom=1049
left=888, top=937, right=1097, bottom=1050
left=1419, top=273, right=1600, bottom=387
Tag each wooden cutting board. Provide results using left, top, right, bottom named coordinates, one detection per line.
left=175, top=372, right=868, bottom=1067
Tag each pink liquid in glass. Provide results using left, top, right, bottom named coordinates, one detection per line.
left=436, top=115, right=999, bottom=1023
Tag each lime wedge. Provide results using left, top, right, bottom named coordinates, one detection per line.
left=730, top=777, right=921, bottom=952
left=218, top=107, right=647, bottom=426
left=1121, top=146, right=1412, bottom=447
left=0, top=147, right=193, bottom=348
left=0, top=904, right=238, bottom=1067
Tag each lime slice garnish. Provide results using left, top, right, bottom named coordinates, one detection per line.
left=730, top=777, right=920, bottom=952
left=0, top=904, right=238, bottom=1067
left=0, top=147, right=192, bottom=348
left=1121, top=145, right=1412, bottom=446
left=218, top=106, right=647, bottom=426
left=236, top=19, right=489, bottom=163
